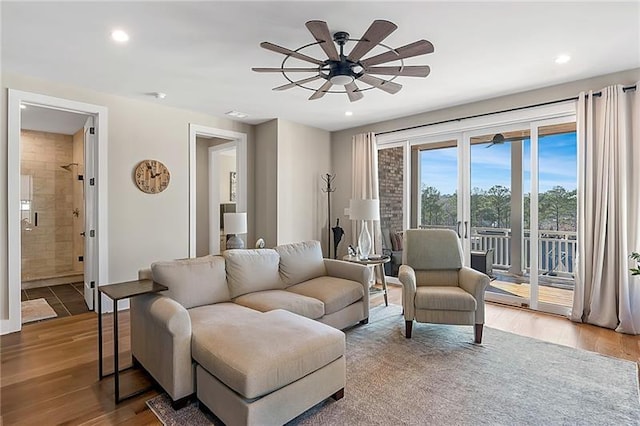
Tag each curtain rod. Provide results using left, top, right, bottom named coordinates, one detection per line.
left=375, top=84, right=637, bottom=137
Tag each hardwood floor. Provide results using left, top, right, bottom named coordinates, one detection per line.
left=1, top=286, right=638, bottom=425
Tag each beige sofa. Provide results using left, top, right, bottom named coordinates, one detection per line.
left=130, top=240, right=370, bottom=424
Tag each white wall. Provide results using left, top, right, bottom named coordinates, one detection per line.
left=330, top=68, right=640, bottom=256
left=219, top=153, right=236, bottom=203
left=1, top=73, right=255, bottom=320
left=277, top=119, right=331, bottom=253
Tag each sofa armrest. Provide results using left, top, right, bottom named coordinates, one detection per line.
left=131, top=293, right=194, bottom=401
left=398, top=264, right=417, bottom=320
left=324, top=258, right=371, bottom=307
left=458, top=266, right=490, bottom=324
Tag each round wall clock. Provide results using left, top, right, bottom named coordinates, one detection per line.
left=134, top=159, right=170, bottom=194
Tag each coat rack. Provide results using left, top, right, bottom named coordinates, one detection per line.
left=321, top=173, right=336, bottom=258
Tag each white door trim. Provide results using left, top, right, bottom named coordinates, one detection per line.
left=189, top=124, right=247, bottom=258
left=4, top=89, right=109, bottom=335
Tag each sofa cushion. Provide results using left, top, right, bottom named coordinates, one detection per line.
left=233, top=290, right=325, bottom=320
left=286, top=276, right=364, bottom=315
left=415, top=286, right=477, bottom=311
left=151, top=255, right=229, bottom=309
left=192, top=309, right=345, bottom=399
left=224, top=249, right=283, bottom=298
left=189, top=302, right=263, bottom=329
left=274, top=240, right=327, bottom=287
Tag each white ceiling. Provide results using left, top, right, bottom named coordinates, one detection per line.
left=21, top=105, right=88, bottom=135
left=2, top=1, right=639, bottom=132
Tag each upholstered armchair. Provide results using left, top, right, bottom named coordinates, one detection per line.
left=399, top=229, right=490, bottom=343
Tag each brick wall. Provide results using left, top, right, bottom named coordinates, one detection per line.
left=378, top=147, right=404, bottom=233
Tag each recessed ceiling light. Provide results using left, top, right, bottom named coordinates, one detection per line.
left=111, top=29, right=129, bottom=43
left=345, top=111, right=353, bottom=116
left=154, top=92, right=167, bottom=99
left=20, top=104, right=26, bottom=109
left=225, top=111, right=249, bottom=119
left=555, top=54, right=571, bottom=64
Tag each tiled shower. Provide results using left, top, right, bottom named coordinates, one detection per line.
left=20, top=129, right=84, bottom=288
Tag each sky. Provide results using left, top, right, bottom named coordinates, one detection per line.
left=420, top=132, right=577, bottom=195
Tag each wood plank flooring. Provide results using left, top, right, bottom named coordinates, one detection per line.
left=490, top=280, right=574, bottom=307
left=1, top=286, right=638, bottom=425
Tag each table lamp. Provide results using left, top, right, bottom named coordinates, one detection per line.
left=224, top=212, right=247, bottom=249
left=349, top=199, right=380, bottom=260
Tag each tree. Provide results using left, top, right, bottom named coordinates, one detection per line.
left=486, top=185, right=511, bottom=228
left=420, top=185, right=443, bottom=226
left=539, top=186, right=576, bottom=231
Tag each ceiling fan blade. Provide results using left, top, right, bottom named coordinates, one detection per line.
left=347, top=20, right=398, bottom=62
left=358, top=74, right=402, bottom=94
left=364, top=65, right=431, bottom=77
left=360, top=40, right=434, bottom=67
left=260, top=42, right=324, bottom=65
left=309, top=80, right=333, bottom=100
left=305, top=20, right=340, bottom=61
left=252, top=67, right=320, bottom=72
left=345, top=81, right=364, bottom=102
left=273, top=75, right=323, bottom=91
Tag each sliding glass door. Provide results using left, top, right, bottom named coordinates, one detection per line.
left=461, top=119, right=576, bottom=314
left=397, top=114, right=577, bottom=315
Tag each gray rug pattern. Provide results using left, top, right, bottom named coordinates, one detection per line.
left=147, top=305, right=640, bottom=425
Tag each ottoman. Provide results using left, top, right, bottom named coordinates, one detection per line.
left=193, top=309, right=346, bottom=426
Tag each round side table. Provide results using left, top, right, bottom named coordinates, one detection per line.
left=342, top=255, right=391, bottom=306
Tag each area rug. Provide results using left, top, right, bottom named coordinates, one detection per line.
left=147, top=305, right=640, bottom=425
left=21, top=298, right=57, bottom=324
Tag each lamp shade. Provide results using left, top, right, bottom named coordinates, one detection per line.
left=349, top=199, right=380, bottom=221
left=223, top=212, right=247, bottom=235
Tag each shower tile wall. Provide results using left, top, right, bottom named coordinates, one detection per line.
left=20, top=130, right=78, bottom=281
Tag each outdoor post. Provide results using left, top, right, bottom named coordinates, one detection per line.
left=510, top=141, right=524, bottom=275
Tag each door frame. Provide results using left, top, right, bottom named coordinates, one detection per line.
left=4, top=89, right=108, bottom=335
left=188, top=124, right=247, bottom=258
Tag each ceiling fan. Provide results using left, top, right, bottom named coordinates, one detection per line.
left=484, top=133, right=529, bottom=148
left=252, top=20, right=434, bottom=102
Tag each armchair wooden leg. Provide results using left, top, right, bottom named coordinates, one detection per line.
left=474, top=324, right=483, bottom=344
left=405, top=320, right=413, bottom=338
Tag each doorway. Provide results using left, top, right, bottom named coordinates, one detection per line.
left=19, top=105, right=90, bottom=320
left=4, top=90, right=108, bottom=335
left=189, top=124, right=247, bottom=258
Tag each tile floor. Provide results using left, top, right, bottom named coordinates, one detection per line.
left=21, top=283, right=90, bottom=319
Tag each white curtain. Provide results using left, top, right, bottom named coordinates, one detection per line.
left=351, top=132, right=382, bottom=255
left=572, top=83, right=640, bottom=334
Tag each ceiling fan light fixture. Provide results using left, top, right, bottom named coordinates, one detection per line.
left=330, top=74, right=354, bottom=86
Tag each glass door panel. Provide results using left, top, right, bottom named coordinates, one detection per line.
left=469, top=128, right=530, bottom=304
left=534, top=122, right=577, bottom=313
left=416, top=140, right=459, bottom=232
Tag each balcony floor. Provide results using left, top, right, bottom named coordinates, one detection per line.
left=490, top=276, right=574, bottom=308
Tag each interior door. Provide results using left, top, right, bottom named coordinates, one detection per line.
left=83, top=116, right=96, bottom=310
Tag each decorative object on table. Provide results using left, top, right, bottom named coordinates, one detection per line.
left=331, top=218, right=344, bottom=259
left=255, top=238, right=265, bottom=249
left=224, top=212, right=247, bottom=249
left=349, top=198, right=380, bottom=260
left=630, top=252, right=640, bottom=275
left=134, top=159, right=170, bottom=194
left=347, top=245, right=357, bottom=257
left=230, top=171, right=237, bottom=202
left=321, top=173, right=336, bottom=258
left=252, top=20, right=434, bottom=101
